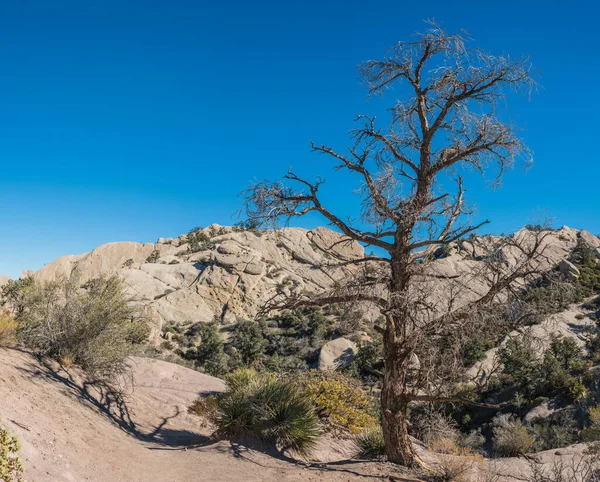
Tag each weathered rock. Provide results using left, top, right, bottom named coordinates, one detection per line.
left=579, top=230, right=600, bottom=248
left=31, top=227, right=364, bottom=327
left=318, top=338, right=358, bottom=371
left=558, top=259, right=580, bottom=281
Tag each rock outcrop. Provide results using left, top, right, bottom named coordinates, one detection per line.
left=31, top=225, right=364, bottom=330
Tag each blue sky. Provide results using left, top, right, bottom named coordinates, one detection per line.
left=0, top=0, right=597, bottom=278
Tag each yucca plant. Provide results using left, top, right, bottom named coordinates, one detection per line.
left=214, top=370, right=320, bottom=456
left=355, top=426, right=386, bottom=460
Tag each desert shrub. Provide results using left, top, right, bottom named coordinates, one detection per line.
left=14, top=276, right=149, bottom=379
left=499, top=338, right=538, bottom=387
left=214, top=370, right=319, bottom=455
left=184, top=323, right=229, bottom=376
left=492, top=415, right=534, bottom=457
left=537, top=336, right=588, bottom=401
left=572, top=239, right=600, bottom=295
left=186, top=227, right=214, bottom=253
left=461, top=337, right=495, bottom=368
left=188, top=395, right=219, bottom=421
left=530, top=412, right=577, bottom=451
left=581, top=405, right=600, bottom=442
left=0, top=417, right=23, bottom=482
left=345, top=338, right=384, bottom=383
left=1, top=277, right=35, bottom=317
left=354, top=425, right=385, bottom=459
left=0, top=314, right=17, bottom=348
left=432, top=454, right=485, bottom=482
left=412, top=408, right=465, bottom=454
left=294, top=370, right=376, bottom=434
left=145, top=250, right=160, bottom=263
left=228, top=320, right=267, bottom=367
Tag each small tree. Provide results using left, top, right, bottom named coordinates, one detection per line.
left=243, top=23, right=549, bottom=466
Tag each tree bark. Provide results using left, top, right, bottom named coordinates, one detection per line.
left=381, top=341, right=416, bottom=466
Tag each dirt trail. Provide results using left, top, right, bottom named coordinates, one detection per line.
left=0, top=348, right=410, bottom=482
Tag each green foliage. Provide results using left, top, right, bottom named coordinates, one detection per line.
left=354, top=425, right=386, bottom=459
left=186, top=227, right=215, bottom=253
left=145, top=250, right=160, bottom=263
left=0, top=417, right=23, bottom=482
left=461, top=338, right=494, bottom=368
left=498, top=338, right=538, bottom=386
left=294, top=370, right=376, bottom=434
left=572, top=238, right=600, bottom=295
left=13, top=276, right=149, bottom=378
left=183, top=323, right=229, bottom=377
left=214, top=370, right=320, bottom=455
left=345, top=338, right=383, bottom=383
left=229, top=320, right=267, bottom=367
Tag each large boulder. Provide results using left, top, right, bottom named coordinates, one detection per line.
left=558, top=259, right=580, bottom=281
left=318, top=338, right=358, bottom=371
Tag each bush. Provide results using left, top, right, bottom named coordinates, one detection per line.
left=228, top=320, right=267, bottom=367
left=492, top=416, right=534, bottom=457
left=186, top=227, right=214, bottom=253
left=14, top=276, right=149, bottom=379
left=0, top=417, right=23, bottom=482
left=294, top=370, right=376, bottom=434
left=354, top=426, right=385, bottom=459
left=214, top=370, right=319, bottom=455
left=184, top=323, right=229, bottom=376
left=0, top=314, right=17, bottom=348
left=145, top=250, right=160, bottom=263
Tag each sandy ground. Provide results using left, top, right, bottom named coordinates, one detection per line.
left=0, top=348, right=417, bottom=482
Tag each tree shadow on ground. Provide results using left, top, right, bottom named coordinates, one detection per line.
left=14, top=348, right=211, bottom=447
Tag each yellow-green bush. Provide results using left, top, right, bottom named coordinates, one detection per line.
left=0, top=417, right=23, bottom=482
left=0, top=314, right=17, bottom=348
left=294, top=370, right=376, bottom=434
left=13, top=276, right=150, bottom=379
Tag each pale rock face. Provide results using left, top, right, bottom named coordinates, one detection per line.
left=30, top=227, right=364, bottom=328
left=558, top=259, right=580, bottom=281
left=318, top=337, right=358, bottom=371
left=578, top=229, right=600, bottom=248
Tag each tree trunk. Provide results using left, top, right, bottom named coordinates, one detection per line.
left=381, top=344, right=416, bottom=466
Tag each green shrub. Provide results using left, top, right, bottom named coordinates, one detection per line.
left=186, top=227, right=214, bottom=253
left=228, top=320, right=267, bottom=367
left=145, top=250, right=160, bottom=263
left=0, top=417, right=23, bottom=482
left=354, top=426, right=386, bottom=459
left=461, top=337, right=494, bottom=368
left=184, top=323, right=229, bottom=376
left=294, top=370, right=376, bottom=434
left=499, top=338, right=538, bottom=386
left=492, top=416, right=534, bottom=457
left=214, top=370, right=319, bottom=455
left=14, top=276, right=149, bottom=379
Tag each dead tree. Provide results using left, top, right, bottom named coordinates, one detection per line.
left=243, top=23, right=547, bottom=467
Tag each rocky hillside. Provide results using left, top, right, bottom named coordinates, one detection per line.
left=25, top=225, right=363, bottom=331
left=21, top=225, right=600, bottom=335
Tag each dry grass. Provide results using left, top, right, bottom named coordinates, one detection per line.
left=0, top=312, right=18, bottom=348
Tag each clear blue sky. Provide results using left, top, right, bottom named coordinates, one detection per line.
left=0, top=0, right=597, bottom=278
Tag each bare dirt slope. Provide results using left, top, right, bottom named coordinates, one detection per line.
left=0, top=349, right=412, bottom=482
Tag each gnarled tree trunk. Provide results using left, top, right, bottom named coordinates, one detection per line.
left=381, top=338, right=417, bottom=466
